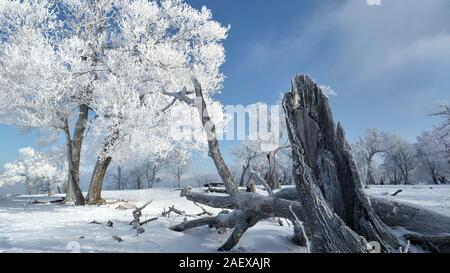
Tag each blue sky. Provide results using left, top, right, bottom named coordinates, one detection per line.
left=1, top=0, right=450, bottom=172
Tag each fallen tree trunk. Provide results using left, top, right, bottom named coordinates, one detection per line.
left=272, top=187, right=450, bottom=236
left=370, top=196, right=450, bottom=234
left=404, top=234, right=450, bottom=253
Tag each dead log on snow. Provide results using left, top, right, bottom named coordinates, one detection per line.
left=271, top=187, right=450, bottom=237
left=172, top=188, right=305, bottom=251
left=370, top=196, right=450, bottom=234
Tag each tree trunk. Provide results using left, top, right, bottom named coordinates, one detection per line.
left=366, top=167, right=375, bottom=185
left=117, top=166, right=122, bottom=190
left=192, top=79, right=240, bottom=195
left=65, top=104, right=89, bottom=204
left=265, top=146, right=289, bottom=189
left=86, top=126, right=119, bottom=203
left=86, top=156, right=112, bottom=205
left=150, top=165, right=157, bottom=188
left=147, top=165, right=157, bottom=188
left=136, top=177, right=142, bottom=189
left=282, top=74, right=400, bottom=252
left=63, top=119, right=85, bottom=206
left=265, top=151, right=280, bottom=189
left=239, top=163, right=250, bottom=187
left=25, top=177, right=31, bottom=195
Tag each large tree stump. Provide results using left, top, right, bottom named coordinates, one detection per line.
left=282, top=74, right=400, bottom=252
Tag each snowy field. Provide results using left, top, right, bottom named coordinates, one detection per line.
left=0, top=185, right=449, bottom=253
left=367, top=185, right=450, bottom=216
left=0, top=188, right=305, bottom=253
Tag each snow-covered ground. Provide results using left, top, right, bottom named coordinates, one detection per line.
left=0, top=185, right=449, bottom=253
left=367, top=184, right=450, bottom=216
left=0, top=188, right=305, bottom=253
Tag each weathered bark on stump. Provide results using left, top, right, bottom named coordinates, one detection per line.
left=282, top=74, right=400, bottom=252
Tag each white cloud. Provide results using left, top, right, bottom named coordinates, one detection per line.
left=241, top=0, right=450, bottom=89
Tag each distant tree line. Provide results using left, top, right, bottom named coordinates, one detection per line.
left=352, top=107, right=450, bottom=185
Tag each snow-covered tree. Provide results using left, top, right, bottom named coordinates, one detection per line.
left=416, top=129, right=449, bottom=184
left=434, top=104, right=450, bottom=164
left=435, top=104, right=450, bottom=129
left=231, top=140, right=266, bottom=187
left=144, top=157, right=164, bottom=189
left=0, top=147, right=66, bottom=195
left=83, top=0, right=229, bottom=203
left=0, top=0, right=229, bottom=205
left=381, top=139, right=417, bottom=185
left=351, top=129, right=398, bottom=185
left=230, top=99, right=290, bottom=189
left=0, top=0, right=126, bottom=204
left=167, top=149, right=191, bottom=188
